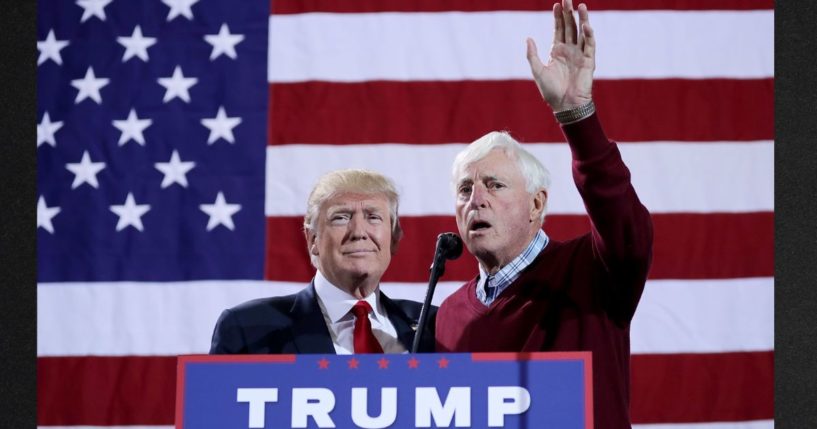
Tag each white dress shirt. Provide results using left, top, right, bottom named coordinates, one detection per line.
left=313, top=271, right=407, bottom=354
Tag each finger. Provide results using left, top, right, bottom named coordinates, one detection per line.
left=582, top=22, right=595, bottom=59
left=562, top=0, right=578, bottom=44
left=526, top=37, right=544, bottom=70
left=578, top=3, right=594, bottom=57
left=552, top=3, right=564, bottom=44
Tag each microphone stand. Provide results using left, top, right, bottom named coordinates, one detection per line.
left=411, top=233, right=461, bottom=353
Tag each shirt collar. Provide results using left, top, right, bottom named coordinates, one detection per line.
left=314, top=270, right=384, bottom=324
left=476, top=229, right=549, bottom=303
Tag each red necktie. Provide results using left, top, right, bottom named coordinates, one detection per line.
left=351, top=301, right=384, bottom=353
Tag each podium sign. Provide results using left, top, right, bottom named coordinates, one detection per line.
left=176, top=352, right=592, bottom=429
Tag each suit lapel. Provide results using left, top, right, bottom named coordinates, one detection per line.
left=381, top=292, right=418, bottom=351
left=289, top=282, right=336, bottom=354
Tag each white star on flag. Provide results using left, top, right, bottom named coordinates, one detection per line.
left=76, top=0, right=113, bottom=23
left=199, top=192, right=241, bottom=231
left=71, top=67, right=110, bottom=104
left=65, top=151, right=106, bottom=189
left=204, top=23, right=245, bottom=60
left=37, top=196, right=62, bottom=234
left=110, top=193, right=151, bottom=232
left=158, top=66, right=198, bottom=103
left=37, top=112, right=64, bottom=148
left=37, top=29, right=70, bottom=66
left=162, top=0, right=199, bottom=21
left=201, top=106, right=242, bottom=144
left=117, top=26, right=157, bottom=62
left=112, top=109, right=153, bottom=146
left=155, top=150, right=195, bottom=188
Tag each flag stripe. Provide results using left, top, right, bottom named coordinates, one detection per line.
left=36, top=352, right=772, bottom=425
left=631, top=352, right=774, bottom=423
left=266, top=213, right=773, bottom=281
left=269, top=79, right=774, bottom=144
left=268, top=11, right=773, bottom=82
left=37, top=277, right=772, bottom=356
left=266, top=142, right=774, bottom=215
left=272, top=0, right=774, bottom=14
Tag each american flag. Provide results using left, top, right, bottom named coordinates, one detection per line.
left=37, top=0, right=773, bottom=428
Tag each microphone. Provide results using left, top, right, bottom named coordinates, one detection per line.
left=429, top=232, right=463, bottom=276
left=411, top=233, right=463, bottom=353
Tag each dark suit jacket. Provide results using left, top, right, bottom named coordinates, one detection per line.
left=210, top=283, right=437, bottom=354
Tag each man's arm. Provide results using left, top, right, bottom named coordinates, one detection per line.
left=527, top=0, right=653, bottom=319
left=209, top=309, right=247, bottom=354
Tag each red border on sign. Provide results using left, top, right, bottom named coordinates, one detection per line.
left=176, top=353, right=592, bottom=429
left=175, top=354, right=298, bottom=428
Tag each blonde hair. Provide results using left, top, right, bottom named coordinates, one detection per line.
left=303, top=169, right=403, bottom=266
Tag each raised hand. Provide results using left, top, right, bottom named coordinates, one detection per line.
left=526, top=0, right=595, bottom=112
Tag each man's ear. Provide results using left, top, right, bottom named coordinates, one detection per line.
left=305, top=229, right=319, bottom=255
left=530, top=189, right=548, bottom=222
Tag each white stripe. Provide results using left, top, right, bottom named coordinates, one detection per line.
left=268, top=11, right=773, bottom=82
left=37, top=277, right=772, bottom=356
left=630, top=277, right=773, bottom=354
left=265, top=141, right=774, bottom=216
left=634, top=420, right=774, bottom=429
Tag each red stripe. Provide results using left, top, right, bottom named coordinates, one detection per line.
left=269, top=79, right=774, bottom=144
left=37, top=351, right=773, bottom=425
left=37, top=356, right=177, bottom=426
left=631, top=351, right=774, bottom=423
left=265, top=212, right=773, bottom=281
left=273, top=0, right=774, bottom=14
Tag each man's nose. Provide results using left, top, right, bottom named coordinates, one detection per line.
left=468, top=184, right=488, bottom=209
left=347, top=214, right=368, bottom=240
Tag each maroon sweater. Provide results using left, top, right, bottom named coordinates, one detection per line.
left=436, top=113, right=653, bottom=429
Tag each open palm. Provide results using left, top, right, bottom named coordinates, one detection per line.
left=526, top=0, right=595, bottom=112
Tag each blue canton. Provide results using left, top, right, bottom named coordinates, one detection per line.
left=36, top=0, right=269, bottom=282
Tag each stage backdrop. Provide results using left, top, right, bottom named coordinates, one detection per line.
left=37, top=0, right=773, bottom=428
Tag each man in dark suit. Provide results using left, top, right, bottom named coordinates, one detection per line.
left=210, top=169, right=435, bottom=354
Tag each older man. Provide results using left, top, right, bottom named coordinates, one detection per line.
left=435, top=1, right=653, bottom=428
left=210, top=169, right=435, bottom=354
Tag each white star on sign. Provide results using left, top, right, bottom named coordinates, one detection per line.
left=38, top=112, right=64, bottom=148
left=117, top=26, right=157, bottom=62
left=204, top=23, right=244, bottom=60
left=158, top=66, right=198, bottom=103
left=37, top=196, right=62, bottom=234
left=110, top=193, right=151, bottom=232
left=162, top=0, right=199, bottom=21
left=76, top=0, right=113, bottom=23
left=200, top=192, right=241, bottom=231
left=37, top=29, right=70, bottom=66
left=65, top=151, right=106, bottom=189
left=112, top=109, right=152, bottom=146
left=71, top=67, right=110, bottom=104
left=155, top=150, right=195, bottom=188
left=201, top=106, right=242, bottom=144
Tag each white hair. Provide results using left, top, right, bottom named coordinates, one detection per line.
left=451, top=131, right=551, bottom=222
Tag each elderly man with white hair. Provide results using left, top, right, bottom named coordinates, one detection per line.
left=435, top=1, right=653, bottom=428
left=211, top=169, right=435, bottom=354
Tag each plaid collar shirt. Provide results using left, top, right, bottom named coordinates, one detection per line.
left=476, top=229, right=549, bottom=306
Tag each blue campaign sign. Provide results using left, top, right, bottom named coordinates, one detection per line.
left=176, top=352, right=592, bottom=429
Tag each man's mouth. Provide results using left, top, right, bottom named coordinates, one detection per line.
left=343, top=249, right=376, bottom=255
left=469, top=220, right=492, bottom=232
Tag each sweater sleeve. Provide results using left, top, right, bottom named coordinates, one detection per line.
left=561, top=112, right=654, bottom=321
